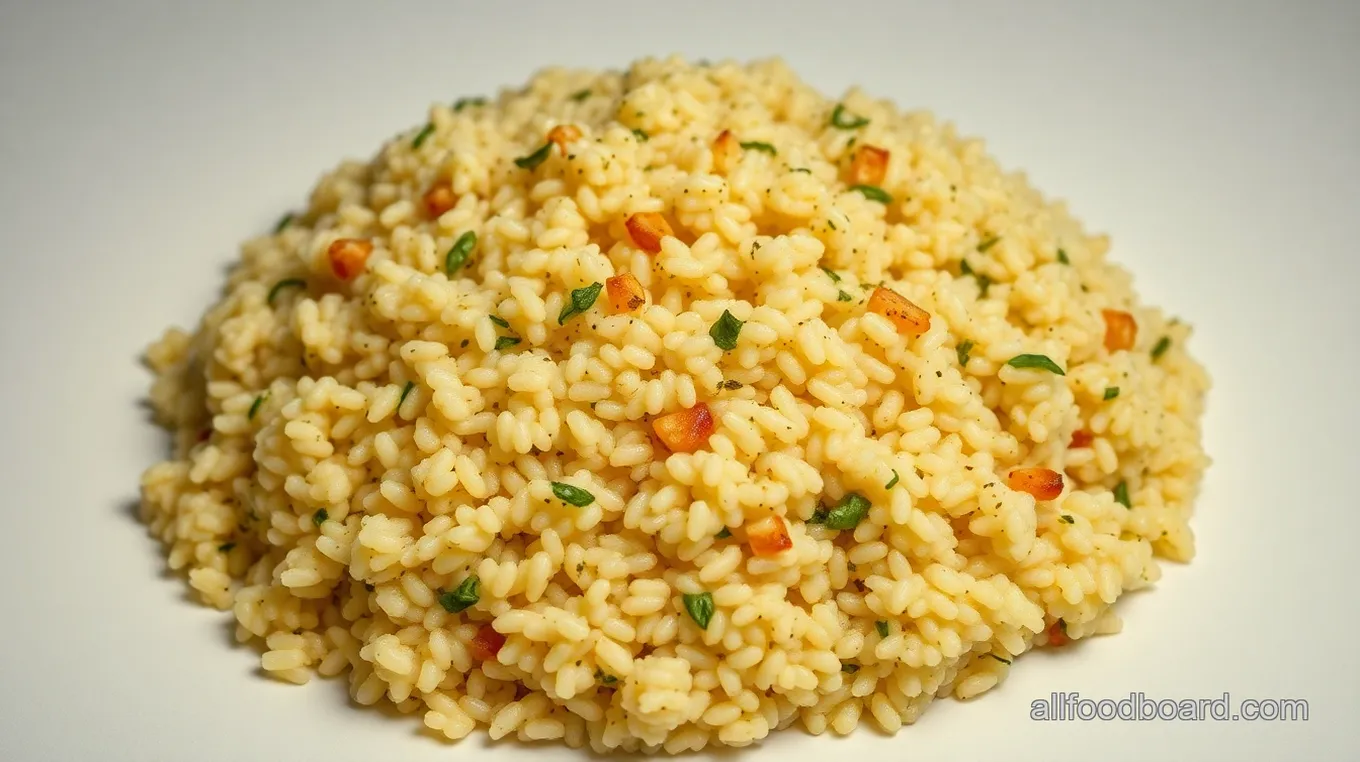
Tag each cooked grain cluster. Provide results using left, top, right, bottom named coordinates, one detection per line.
left=140, top=56, right=1210, bottom=752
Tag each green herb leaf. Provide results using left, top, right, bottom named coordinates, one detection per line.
left=551, top=481, right=595, bottom=507
left=248, top=394, right=267, bottom=420
left=1103, top=386, right=1120, bottom=401
left=791, top=167, right=812, bottom=174
left=398, top=381, right=415, bottom=407
left=986, top=652, right=1012, bottom=665
left=569, top=88, right=591, bottom=102
left=715, top=527, right=732, bottom=539
left=1113, top=481, right=1131, bottom=509
left=267, top=278, right=306, bottom=305
left=1151, top=336, right=1172, bottom=361
left=739, top=140, right=776, bottom=155
left=849, top=184, right=892, bottom=204
left=438, top=575, right=481, bottom=614
left=218, top=542, right=236, bottom=553
left=595, top=669, right=619, bottom=686
left=709, top=309, right=744, bottom=351
left=835, top=290, right=852, bottom=303
left=959, top=260, right=975, bottom=277
left=885, top=470, right=899, bottom=490
left=683, top=592, right=715, bottom=630
left=444, top=231, right=477, bottom=275
left=1006, top=354, right=1066, bottom=375
left=514, top=142, right=553, bottom=170
left=453, top=96, right=486, bottom=112
left=841, top=662, right=861, bottom=674
left=558, top=282, right=604, bottom=324
left=875, top=620, right=889, bottom=638
left=824, top=493, right=870, bottom=531
left=494, top=335, right=521, bottom=351
left=956, top=339, right=975, bottom=367
left=412, top=123, right=435, bottom=149
left=1057, top=248, right=1070, bottom=265
left=808, top=506, right=829, bottom=525
left=977, top=236, right=1001, bottom=253
left=488, top=315, right=509, bottom=328
left=631, top=128, right=649, bottom=142
left=1059, top=514, right=1075, bottom=524
left=820, top=266, right=842, bottom=283
left=273, top=212, right=294, bottom=234
left=312, top=509, right=328, bottom=526
left=830, top=104, right=869, bottom=129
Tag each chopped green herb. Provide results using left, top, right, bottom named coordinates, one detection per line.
left=1103, top=386, right=1120, bottom=401
left=709, top=309, right=744, bottom=351
left=218, top=542, right=236, bottom=553
left=1057, top=248, right=1070, bottom=265
left=875, top=620, right=889, bottom=638
left=808, top=506, right=829, bottom=524
left=248, top=394, right=266, bottom=420
left=828, top=220, right=837, bottom=230
left=488, top=315, right=509, bottom=328
left=721, top=379, right=742, bottom=390
left=267, top=278, right=306, bottom=305
left=631, top=128, right=649, bottom=142
left=514, top=142, right=553, bottom=170
left=412, top=123, right=435, bottom=149
left=438, top=575, right=481, bottom=614
left=841, top=663, right=861, bottom=674
left=1113, top=481, right=1131, bottom=509
left=312, top=509, right=328, bottom=526
left=1151, top=336, right=1172, bottom=361
left=823, top=493, right=870, bottom=531
left=956, top=339, right=975, bottom=367
left=398, top=381, right=415, bottom=407
left=550, top=481, right=595, bottom=507
left=885, top=470, right=899, bottom=490
left=558, top=282, right=604, bottom=324
left=569, top=88, right=591, bottom=102
left=977, top=236, right=1001, bottom=253
left=494, top=335, right=521, bottom=351
left=960, top=260, right=975, bottom=277
left=595, top=669, right=619, bottom=686
left=986, top=652, right=1012, bottom=665
left=791, top=167, right=812, bottom=174
left=453, top=96, right=486, bottom=112
left=739, top=140, right=776, bottom=155
left=1059, top=514, right=1075, bottom=524
left=683, top=592, right=715, bottom=630
left=849, top=184, right=892, bottom=204
left=1006, top=354, right=1066, bottom=375
left=830, top=104, right=869, bottom=129
left=715, top=527, right=732, bottom=539
left=837, top=290, right=853, bottom=302
left=820, top=266, right=842, bottom=283
left=444, top=231, right=477, bottom=275
left=273, top=212, right=294, bottom=234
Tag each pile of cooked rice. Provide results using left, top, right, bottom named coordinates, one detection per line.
left=139, top=56, right=1210, bottom=752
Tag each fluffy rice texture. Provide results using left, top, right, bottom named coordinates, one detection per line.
left=140, top=56, right=1210, bottom=752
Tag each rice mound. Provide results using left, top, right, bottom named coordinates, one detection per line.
left=139, top=56, right=1210, bottom=752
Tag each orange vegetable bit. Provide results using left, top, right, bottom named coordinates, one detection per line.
left=605, top=272, right=646, bottom=314
left=1069, top=430, right=1094, bottom=448
left=867, top=286, right=932, bottom=337
left=651, top=403, right=716, bottom=454
left=1101, top=309, right=1138, bottom=352
left=712, top=129, right=740, bottom=174
left=848, top=145, right=890, bottom=186
left=470, top=624, right=507, bottom=661
left=327, top=238, right=373, bottom=281
left=746, top=514, right=793, bottom=558
left=422, top=183, right=457, bottom=218
left=625, top=212, right=674, bottom=254
left=1008, top=467, right=1065, bottom=501
left=1045, top=619, right=1071, bottom=647
left=547, top=124, right=582, bottom=153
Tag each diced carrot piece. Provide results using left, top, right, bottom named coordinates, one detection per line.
left=1101, top=309, right=1137, bottom=352
left=1008, top=467, right=1065, bottom=501
left=423, top=183, right=456, bottom=218
left=606, top=273, right=646, bottom=313
left=547, top=124, right=582, bottom=153
left=867, top=286, right=931, bottom=336
left=1046, top=619, right=1070, bottom=647
left=470, top=624, right=506, bottom=661
left=746, top=514, right=793, bottom=558
left=712, top=129, right=740, bottom=174
left=1069, top=430, right=1094, bottom=448
left=625, top=212, right=673, bottom=254
left=327, top=238, right=372, bottom=281
left=652, top=403, right=715, bottom=454
left=848, top=145, right=890, bottom=186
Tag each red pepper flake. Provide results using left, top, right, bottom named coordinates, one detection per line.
left=470, top=623, right=506, bottom=661
left=327, top=238, right=372, bottom=281
left=1007, top=467, right=1064, bottom=501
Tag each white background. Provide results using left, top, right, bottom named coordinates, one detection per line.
left=1, top=1, right=1356, bottom=760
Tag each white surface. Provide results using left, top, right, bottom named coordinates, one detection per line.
left=1, top=1, right=1357, bottom=760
